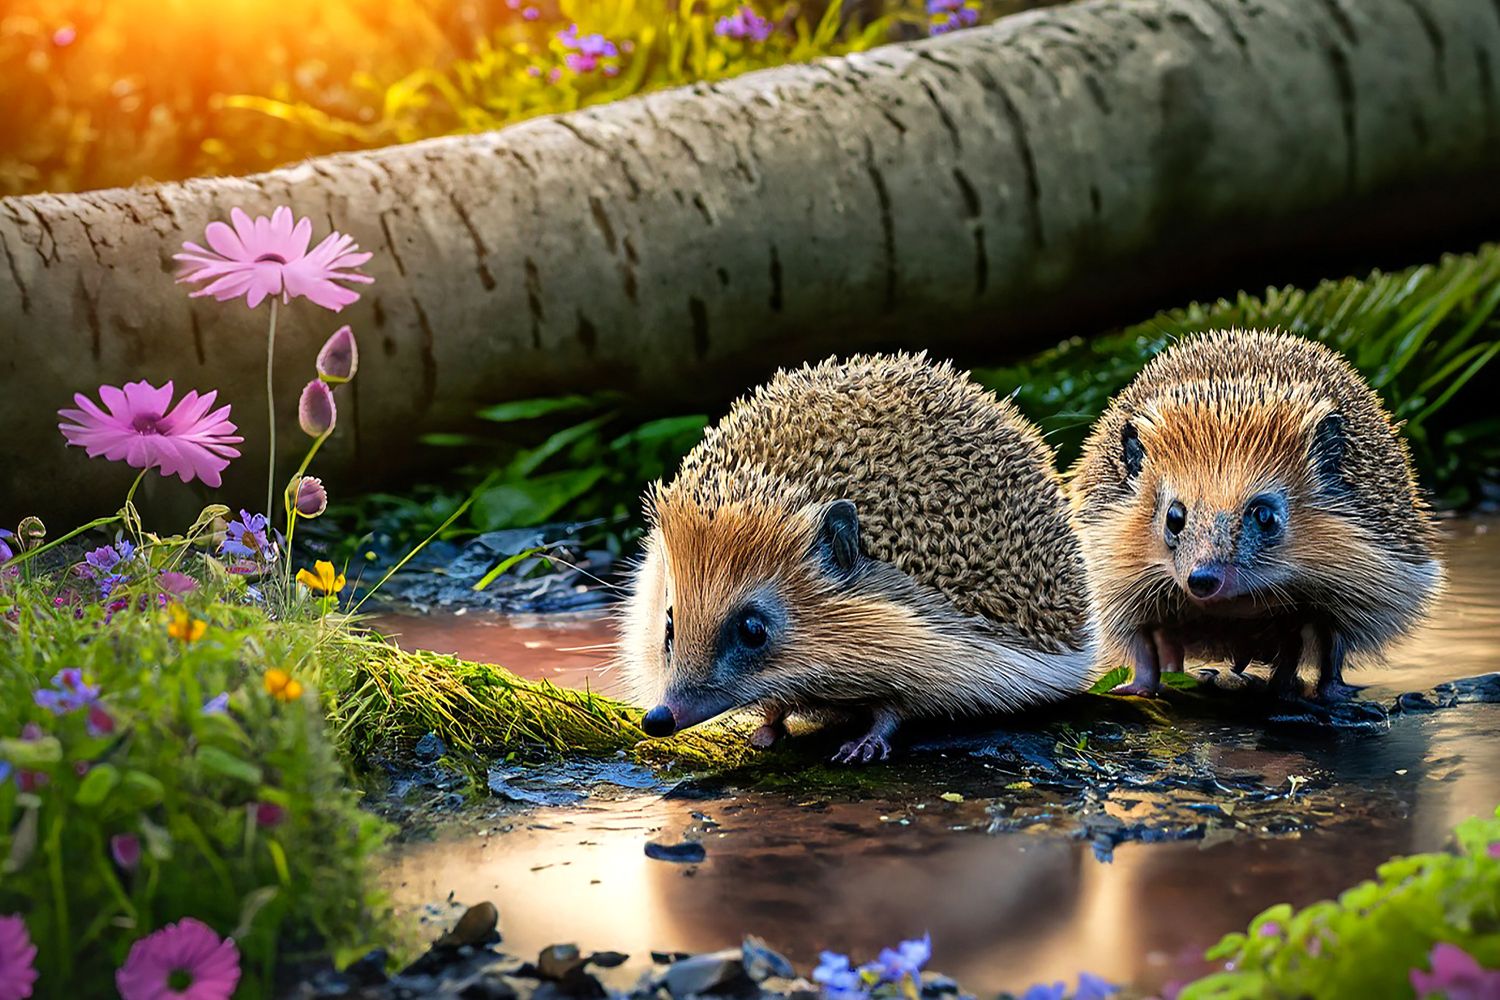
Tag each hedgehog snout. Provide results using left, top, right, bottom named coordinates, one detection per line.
left=1186, top=564, right=1228, bottom=600
left=642, top=705, right=677, bottom=737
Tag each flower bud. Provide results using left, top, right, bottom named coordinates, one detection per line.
left=298, top=380, right=336, bottom=437
left=294, top=476, right=328, bottom=518
left=316, top=325, right=359, bottom=384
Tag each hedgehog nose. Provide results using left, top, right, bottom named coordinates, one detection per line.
left=642, top=705, right=677, bottom=737
left=1187, top=565, right=1226, bottom=599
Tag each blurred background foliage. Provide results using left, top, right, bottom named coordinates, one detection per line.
left=0, top=0, right=1049, bottom=196
left=318, top=245, right=1500, bottom=564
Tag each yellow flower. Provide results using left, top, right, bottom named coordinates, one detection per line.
left=263, top=668, right=304, bottom=702
left=296, top=560, right=346, bottom=595
left=167, top=604, right=206, bottom=644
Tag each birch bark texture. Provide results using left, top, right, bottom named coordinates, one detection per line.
left=2, top=0, right=1498, bottom=518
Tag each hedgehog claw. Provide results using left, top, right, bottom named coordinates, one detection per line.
left=1110, top=681, right=1160, bottom=698
left=832, top=736, right=891, bottom=765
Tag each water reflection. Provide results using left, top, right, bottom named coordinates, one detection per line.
left=380, top=520, right=1500, bottom=994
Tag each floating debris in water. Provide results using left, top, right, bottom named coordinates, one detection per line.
left=645, top=839, right=707, bottom=863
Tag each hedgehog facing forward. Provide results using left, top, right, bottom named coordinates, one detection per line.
left=620, top=353, right=1096, bottom=763
left=1069, top=329, right=1442, bottom=700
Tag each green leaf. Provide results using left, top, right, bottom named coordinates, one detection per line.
left=74, top=763, right=120, bottom=807
left=471, top=468, right=608, bottom=530
left=195, top=745, right=263, bottom=785
left=0, top=736, right=62, bottom=769
left=120, top=770, right=166, bottom=808
left=1087, top=665, right=1130, bottom=694
left=472, top=546, right=548, bottom=592
left=474, top=395, right=600, bottom=423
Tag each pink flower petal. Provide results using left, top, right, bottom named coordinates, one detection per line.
left=203, top=221, right=245, bottom=261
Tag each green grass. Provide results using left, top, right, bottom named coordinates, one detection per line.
left=974, top=243, right=1500, bottom=506
left=1179, top=806, right=1500, bottom=999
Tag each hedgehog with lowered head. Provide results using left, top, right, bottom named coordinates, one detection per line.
left=1069, top=328, right=1442, bottom=699
left=620, top=353, right=1097, bottom=763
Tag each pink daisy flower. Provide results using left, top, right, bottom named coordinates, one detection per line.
left=0, top=914, right=38, bottom=1000
left=58, top=381, right=243, bottom=487
left=175, top=206, right=373, bottom=312
left=116, top=918, right=240, bottom=1000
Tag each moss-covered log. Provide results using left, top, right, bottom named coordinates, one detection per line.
left=3, top=0, right=1499, bottom=519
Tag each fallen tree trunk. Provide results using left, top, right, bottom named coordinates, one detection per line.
left=3, top=0, right=1499, bottom=522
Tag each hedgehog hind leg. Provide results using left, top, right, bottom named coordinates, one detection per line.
left=1269, top=628, right=1306, bottom=699
left=1314, top=626, right=1360, bottom=702
left=831, top=707, right=901, bottom=765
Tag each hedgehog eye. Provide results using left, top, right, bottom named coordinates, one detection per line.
left=736, top=610, right=769, bottom=649
left=664, top=607, right=673, bottom=650
left=1247, top=498, right=1283, bottom=535
left=1163, top=500, right=1187, bottom=546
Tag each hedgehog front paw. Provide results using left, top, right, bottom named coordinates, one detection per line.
left=831, top=735, right=892, bottom=765
left=1109, top=680, right=1161, bottom=698
left=749, top=721, right=786, bottom=750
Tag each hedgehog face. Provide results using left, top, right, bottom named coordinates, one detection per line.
left=1117, top=390, right=1345, bottom=611
left=629, top=494, right=865, bottom=736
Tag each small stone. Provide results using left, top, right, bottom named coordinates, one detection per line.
left=740, top=936, right=795, bottom=981
left=437, top=902, right=500, bottom=949
left=645, top=840, right=706, bottom=863
left=662, top=951, right=753, bottom=998
left=415, top=732, right=448, bottom=762
left=460, top=974, right=520, bottom=1000
left=589, top=951, right=629, bottom=968
left=538, top=944, right=589, bottom=980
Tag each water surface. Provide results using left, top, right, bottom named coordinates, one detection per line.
left=378, top=518, right=1500, bottom=996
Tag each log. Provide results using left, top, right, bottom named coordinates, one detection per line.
left=2, top=0, right=1498, bottom=522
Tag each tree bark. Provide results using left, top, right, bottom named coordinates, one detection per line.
left=2, top=0, right=1498, bottom=522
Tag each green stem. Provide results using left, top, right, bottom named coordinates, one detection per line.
left=347, top=492, right=476, bottom=618
left=264, top=297, right=280, bottom=520
left=282, top=429, right=331, bottom=594
left=0, top=515, right=121, bottom=573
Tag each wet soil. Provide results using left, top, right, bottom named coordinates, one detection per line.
left=372, top=518, right=1500, bottom=997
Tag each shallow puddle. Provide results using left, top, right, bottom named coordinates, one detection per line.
left=378, top=518, right=1500, bottom=996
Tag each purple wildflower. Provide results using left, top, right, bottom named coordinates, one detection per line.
left=111, top=833, right=142, bottom=871
left=1410, top=943, right=1500, bottom=1000
left=813, top=952, right=866, bottom=1000
left=0, top=914, right=38, bottom=1000
left=1488, top=842, right=1500, bottom=860
left=116, top=918, right=240, bottom=1000
left=220, top=510, right=277, bottom=572
left=202, top=692, right=230, bottom=715
left=0, top=529, right=13, bottom=562
left=523, top=6, right=540, bottom=19
left=875, top=934, right=931, bottom=982
left=926, top=0, right=978, bottom=35
left=33, top=668, right=101, bottom=715
left=87, top=703, right=115, bottom=738
left=714, top=6, right=775, bottom=42
left=254, top=802, right=287, bottom=828
left=558, top=24, right=619, bottom=74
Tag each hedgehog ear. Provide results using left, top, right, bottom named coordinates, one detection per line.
left=1309, top=412, right=1348, bottom=492
left=1121, top=421, right=1145, bottom=481
left=815, top=500, right=862, bottom=580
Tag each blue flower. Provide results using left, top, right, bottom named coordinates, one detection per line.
left=221, top=510, right=271, bottom=559
left=0, top=761, right=11, bottom=785
left=1073, top=973, right=1119, bottom=1000
left=814, top=952, right=867, bottom=1000
left=202, top=692, right=230, bottom=715
left=0, top=528, right=13, bottom=563
left=1018, top=984, right=1067, bottom=1000
left=875, top=934, right=931, bottom=983
left=34, top=668, right=101, bottom=715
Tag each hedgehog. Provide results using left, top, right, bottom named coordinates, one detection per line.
left=618, top=352, right=1097, bottom=763
left=1068, top=328, right=1443, bottom=700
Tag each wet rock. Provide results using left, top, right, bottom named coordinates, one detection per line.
left=662, top=950, right=756, bottom=997
left=646, top=839, right=706, bottom=863
left=590, top=951, right=629, bottom=969
left=537, top=945, right=590, bottom=981
left=415, top=732, right=449, bottom=762
left=458, top=975, right=519, bottom=1000
left=740, top=936, right=795, bottom=982
left=1266, top=698, right=1389, bottom=733
left=437, top=902, right=501, bottom=949
left=921, top=974, right=961, bottom=996
left=1434, top=672, right=1500, bottom=705
left=488, top=767, right=587, bottom=807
